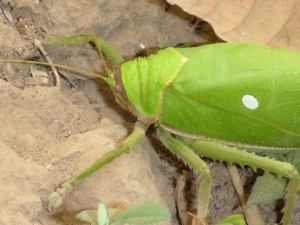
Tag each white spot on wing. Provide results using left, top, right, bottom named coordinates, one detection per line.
left=242, top=94, right=259, bottom=110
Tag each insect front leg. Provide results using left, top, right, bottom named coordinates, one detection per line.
left=48, top=121, right=149, bottom=211
left=42, top=35, right=124, bottom=65
left=156, top=126, right=212, bottom=222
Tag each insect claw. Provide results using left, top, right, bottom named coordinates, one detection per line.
left=47, top=182, right=74, bottom=211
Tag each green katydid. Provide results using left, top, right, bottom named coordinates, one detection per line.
left=1, top=3, right=300, bottom=225
left=35, top=37, right=299, bottom=225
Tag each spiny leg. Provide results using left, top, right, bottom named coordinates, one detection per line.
left=156, top=127, right=212, bottom=221
left=180, top=138, right=299, bottom=225
left=48, top=121, right=149, bottom=211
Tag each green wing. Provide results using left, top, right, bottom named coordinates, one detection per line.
left=160, top=43, right=300, bottom=148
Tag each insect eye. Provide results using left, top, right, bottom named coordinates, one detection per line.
left=114, top=85, right=122, bottom=93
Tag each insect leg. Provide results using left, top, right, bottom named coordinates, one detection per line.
left=156, top=127, right=212, bottom=222
left=47, top=121, right=149, bottom=211
left=185, top=139, right=299, bottom=225
left=42, top=35, right=124, bottom=65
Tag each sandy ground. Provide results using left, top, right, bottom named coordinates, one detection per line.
left=0, top=0, right=299, bottom=225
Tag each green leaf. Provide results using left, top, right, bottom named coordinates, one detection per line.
left=263, top=152, right=286, bottom=162
left=76, top=203, right=110, bottom=225
left=217, top=214, right=245, bottom=225
left=98, top=202, right=109, bottom=225
left=76, top=209, right=98, bottom=225
left=110, top=200, right=171, bottom=225
left=107, top=208, right=123, bottom=222
left=244, top=173, right=287, bottom=209
left=285, top=150, right=300, bottom=174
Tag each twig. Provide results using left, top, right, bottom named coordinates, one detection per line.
left=34, top=38, right=61, bottom=88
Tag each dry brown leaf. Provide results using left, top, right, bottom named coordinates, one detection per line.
left=174, top=176, right=188, bottom=224
left=226, top=163, right=266, bottom=225
left=167, top=0, right=300, bottom=51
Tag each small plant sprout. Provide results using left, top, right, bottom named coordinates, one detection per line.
left=76, top=201, right=171, bottom=225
